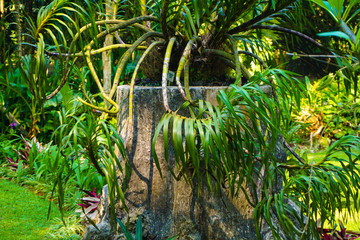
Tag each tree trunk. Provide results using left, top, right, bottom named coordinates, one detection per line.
left=102, top=0, right=117, bottom=107
left=0, top=0, right=4, bottom=18
left=15, top=0, right=22, bottom=57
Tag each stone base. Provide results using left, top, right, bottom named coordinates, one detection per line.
left=82, top=85, right=288, bottom=240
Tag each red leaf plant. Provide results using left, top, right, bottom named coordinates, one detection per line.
left=318, top=221, right=360, bottom=240
left=76, top=188, right=101, bottom=220
left=4, top=136, right=47, bottom=172
left=5, top=136, right=31, bottom=171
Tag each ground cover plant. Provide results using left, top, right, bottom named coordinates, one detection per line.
left=0, top=179, right=82, bottom=240
left=0, top=0, right=359, bottom=239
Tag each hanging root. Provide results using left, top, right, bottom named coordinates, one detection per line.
left=128, top=40, right=165, bottom=124
left=175, top=36, right=198, bottom=102
left=162, top=37, right=177, bottom=112
left=77, top=93, right=119, bottom=114
left=46, top=44, right=147, bottom=57
left=67, top=17, right=157, bottom=63
left=110, top=31, right=164, bottom=99
left=184, top=60, right=191, bottom=99
left=227, top=35, right=242, bottom=85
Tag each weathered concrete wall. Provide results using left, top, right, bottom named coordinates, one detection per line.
left=82, top=85, right=287, bottom=240
left=114, top=85, right=282, bottom=240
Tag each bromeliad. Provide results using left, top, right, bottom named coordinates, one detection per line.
left=76, top=188, right=101, bottom=220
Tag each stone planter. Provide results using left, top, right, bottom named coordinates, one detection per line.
left=82, top=85, right=287, bottom=240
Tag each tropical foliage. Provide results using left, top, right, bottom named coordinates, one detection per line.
left=0, top=0, right=359, bottom=239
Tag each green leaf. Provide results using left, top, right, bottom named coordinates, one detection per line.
left=117, top=218, right=134, bottom=240
left=135, top=215, right=142, bottom=240
left=182, top=6, right=197, bottom=36
left=317, top=31, right=351, bottom=40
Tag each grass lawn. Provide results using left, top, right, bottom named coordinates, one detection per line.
left=0, top=179, right=60, bottom=240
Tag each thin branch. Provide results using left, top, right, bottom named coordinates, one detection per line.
left=218, top=57, right=237, bottom=70
left=46, top=57, right=78, bottom=100
left=227, top=9, right=274, bottom=35
left=203, top=48, right=267, bottom=70
left=227, top=0, right=297, bottom=35
left=286, top=53, right=342, bottom=58
left=284, top=140, right=307, bottom=165
left=85, top=47, right=105, bottom=93
left=115, top=31, right=125, bottom=44
left=249, top=25, right=323, bottom=48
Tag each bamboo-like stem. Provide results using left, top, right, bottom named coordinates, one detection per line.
left=140, top=0, right=146, bottom=18
left=109, top=31, right=164, bottom=99
left=175, top=37, right=197, bottom=102
left=227, top=36, right=241, bottom=85
left=162, top=37, right=177, bottom=112
left=103, top=0, right=116, bottom=107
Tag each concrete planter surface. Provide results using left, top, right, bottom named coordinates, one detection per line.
left=82, top=85, right=288, bottom=240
